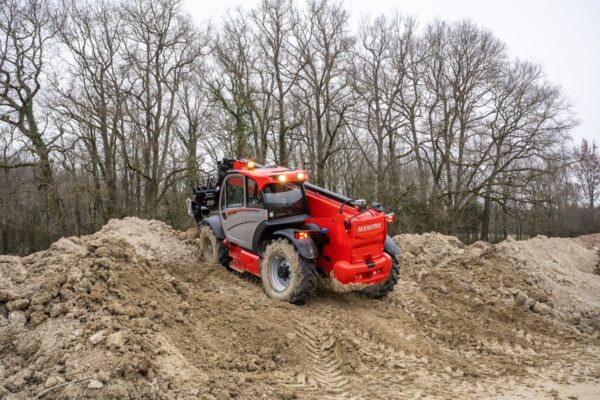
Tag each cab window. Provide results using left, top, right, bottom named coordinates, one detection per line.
left=263, top=183, right=306, bottom=217
left=246, top=178, right=264, bottom=209
left=224, top=175, right=244, bottom=208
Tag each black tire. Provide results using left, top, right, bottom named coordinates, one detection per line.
left=198, top=224, right=230, bottom=269
left=260, top=239, right=317, bottom=304
left=361, top=255, right=399, bottom=299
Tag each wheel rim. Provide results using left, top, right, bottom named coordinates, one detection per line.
left=269, top=255, right=291, bottom=292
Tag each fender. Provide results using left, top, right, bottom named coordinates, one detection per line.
left=301, top=223, right=321, bottom=231
left=251, top=214, right=310, bottom=252
left=273, top=228, right=318, bottom=259
left=201, top=215, right=225, bottom=240
left=384, top=235, right=401, bottom=259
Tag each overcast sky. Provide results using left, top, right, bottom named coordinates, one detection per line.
left=183, top=0, right=600, bottom=144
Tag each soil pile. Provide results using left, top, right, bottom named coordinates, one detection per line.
left=497, top=235, right=600, bottom=332
left=0, top=218, right=207, bottom=399
left=1, top=219, right=599, bottom=399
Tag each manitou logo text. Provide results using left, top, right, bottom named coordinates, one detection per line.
left=357, top=223, right=382, bottom=233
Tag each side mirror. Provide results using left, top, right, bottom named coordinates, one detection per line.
left=371, top=201, right=384, bottom=212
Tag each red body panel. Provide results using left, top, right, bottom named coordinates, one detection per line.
left=222, top=160, right=392, bottom=286
left=331, top=253, right=392, bottom=284
left=225, top=240, right=261, bottom=275
left=304, top=189, right=390, bottom=285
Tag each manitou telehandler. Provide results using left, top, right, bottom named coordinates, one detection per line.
left=187, top=158, right=400, bottom=304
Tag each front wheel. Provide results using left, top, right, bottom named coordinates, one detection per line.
left=198, top=224, right=230, bottom=268
left=260, top=239, right=317, bottom=305
left=361, top=255, right=399, bottom=299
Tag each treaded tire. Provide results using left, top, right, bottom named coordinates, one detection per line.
left=198, top=224, right=230, bottom=269
left=260, top=239, right=317, bottom=305
left=361, top=255, right=399, bottom=299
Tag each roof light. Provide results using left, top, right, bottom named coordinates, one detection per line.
left=277, top=174, right=287, bottom=182
left=247, top=161, right=256, bottom=169
left=296, top=172, right=305, bottom=180
left=386, top=213, right=396, bottom=224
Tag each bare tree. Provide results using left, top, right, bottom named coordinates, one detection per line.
left=251, top=0, right=303, bottom=165
left=176, top=62, right=211, bottom=184
left=0, top=0, right=64, bottom=221
left=293, top=0, right=354, bottom=186
left=53, top=0, right=125, bottom=219
left=121, top=0, right=207, bottom=217
left=209, top=9, right=257, bottom=159
left=478, top=61, right=575, bottom=240
left=420, top=21, right=506, bottom=230
left=574, top=139, right=600, bottom=219
left=349, top=14, right=415, bottom=201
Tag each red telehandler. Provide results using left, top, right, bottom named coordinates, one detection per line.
left=187, top=158, right=400, bottom=304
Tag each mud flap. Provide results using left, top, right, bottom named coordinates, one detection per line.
left=273, top=229, right=318, bottom=259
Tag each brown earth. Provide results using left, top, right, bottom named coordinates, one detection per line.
left=1, top=218, right=599, bottom=399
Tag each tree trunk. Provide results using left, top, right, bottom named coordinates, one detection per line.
left=25, top=102, right=65, bottom=226
left=480, top=183, right=493, bottom=241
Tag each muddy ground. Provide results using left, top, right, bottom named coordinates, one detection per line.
left=1, top=217, right=599, bottom=399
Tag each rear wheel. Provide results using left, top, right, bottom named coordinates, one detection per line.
left=361, top=255, right=399, bottom=299
left=260, top=239, right=317, bottom=304
left=198, top=224, right=230, bottom=268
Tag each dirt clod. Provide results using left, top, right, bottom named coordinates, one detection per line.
left=44, top=375, right=63, bottom=388
left=87, top=379, right=103, bottom=389
left=89, top=330, right=107, bottom=345
left=532, top=301, right=551, bottom=315
left=6, top=298, right=29, bottom=311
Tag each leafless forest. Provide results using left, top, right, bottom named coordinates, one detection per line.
left=0, top=0, right=598, bottom=254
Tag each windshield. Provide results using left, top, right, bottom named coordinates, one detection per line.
left=263, top=183, right=306, bottom=218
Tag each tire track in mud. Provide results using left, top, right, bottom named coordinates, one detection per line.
left=388, top=281, right=438, bottom=321
left=347, top=327, right=434, bottom=398
left=290, top=293, right=438, bottom=398
left=285, top=318, right=360, bottom=399
left=387, top=280, right=563, bottom=380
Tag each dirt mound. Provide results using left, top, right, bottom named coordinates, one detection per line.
left=0, top=218, right=205, bottom=399
left=1, top=220, right=599, bottom=399
left=95, top=217, right=197, bottom=264
left=572, top=233, right=600, bottom=250
left=395, top=232, right=467, bottom=270
left=496, top=236, right=600, bottom=332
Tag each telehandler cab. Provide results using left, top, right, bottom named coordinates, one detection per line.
left=187, top=158, right=400, bottom=304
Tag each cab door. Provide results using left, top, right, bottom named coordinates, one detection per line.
left=220, top=174, right=247, bottom=247
left=219, top=175, right=268, bottom=250
left=243, top=177, right=268, bottom=249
